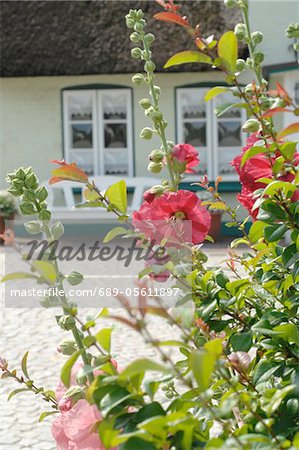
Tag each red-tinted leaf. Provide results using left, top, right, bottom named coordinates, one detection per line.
left=262, top=107, right=292, bottom=118
left=154, top=11, right=192, bottom=29
left=277, top=122, right=299, bottom=139
left=49, top=161, right=88, bottom=185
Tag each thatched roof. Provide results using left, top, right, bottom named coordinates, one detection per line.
left=0, top=0, right=244, bottom=77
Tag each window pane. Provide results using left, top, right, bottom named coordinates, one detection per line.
left=218, top=148, right=240, bottom=176
left=104, top=124, right=127, bottom=148
left=69, top=150, right=94, bottom=175
left=181, top=91, right=206, bottom=119
left=215, top=93, right=241, bottom=118
left=218, top=121, right=241, bottom=147
left=102, top=92, right=127, bottom=120
left=69, top=92, right=93, bottom=121
left=184, top=122, right=206, bottom=147
left=104, top=149, right=128, bottom=175
left=71, top=124, right=93, bottom=148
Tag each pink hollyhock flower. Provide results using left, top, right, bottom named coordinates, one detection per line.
left=172, top=143, right=200, bottom=173
left=237, top=186, right=259, bottom=221
left=231, top=154, right=272, bottom=190
left=133, top=190, right=211, bottom=244
left=52, top=399, right=106, bottom=450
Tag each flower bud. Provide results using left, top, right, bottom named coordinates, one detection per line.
left=19, top=202, right=35, bottom=216
left=126, top=18, right=135, bottom=29
left=132, top=73, right=144, bottom=86
left=234, top=23, right=246, bottom=41
left=224, top=0, right=238, bottom=7
left=57, top=315, right=76, bottom=331
left=38, top=209, right=51, bottom=221
left=259, top=96, right=272, bottom=110
left=134, top=22, right=145, bottom=32
left=149, top=150, right=164, bottom=163
left=139, top=98, right=152, bottom=110
left=12, top=179, right=24, bottom=190
left=131, top=47, right=142, bottom=59
left=253, top=51, right=264, bottom=64
left=24, top=220, right=42, bottom=235
left=22, top=189, right=36, bottom=203
left=67, top=271, right=84, bottom=286
left=251, top=31, right=263, bottom=45
left=148, top=162, right=163, bottom=174
left=140, top=127, right=153, bottom=140
left=236, top=58, right=246, bottom=71
left=286, top=22, right=299, bottom=39
left=145, top=33, right=155, bottom=45
left=130, top=32, right=140, bottom=43
left=51, top=221, right=65, bottom=239
left=15, top=168, right=26, bottom=180
left=151, top=111, right=163, bottom=122
left=242, top=118, right=260, bottom=132
left=25, top=173, right=39, bottom=190
left=58, top=340, right=77, bottom=355
left=136, top=9, right=144, bottom=20
left=150, top=185, right=165, bottom=195
left=144, top=61, right=156, bottom=73
left=35, top=186, right=48, bottom=202
left=7, top=187, right=23, bottom=197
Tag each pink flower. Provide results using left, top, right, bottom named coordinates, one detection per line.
left=237, top=186, right=259, bottom=221
left=52, top=399, right=106, bottom=450
left=133, top=190, right=211, bottom=244
left=171, top=143, right=199, bottom=173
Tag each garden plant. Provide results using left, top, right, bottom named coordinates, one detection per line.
left=1, top=0, right=299, bottom=449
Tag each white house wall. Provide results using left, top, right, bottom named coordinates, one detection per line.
left=248, top=0, right=299, bottom=66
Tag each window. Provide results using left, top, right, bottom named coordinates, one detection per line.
left=63, top=88, right=133, bottom=176
left=176, top=87, right=247, bottom=181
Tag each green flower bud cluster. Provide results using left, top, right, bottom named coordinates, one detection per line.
left=57, top=314, right=76, bottom=331
left=286, top=23, right=299, bottom=39
left=242, top=118, right=260, bottom=133
left=58, top=339, right=78, bottom=355
left=149, top=149, right=164, bottom=163
left=6, top=167, right=51, bottom=221
left=234, top=23, right=246, bottom=41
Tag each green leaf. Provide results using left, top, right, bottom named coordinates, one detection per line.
left=134, top=402, right=165, bottom=423
left=215, top=102, right=248, bottom=118
left=241, top=146, right=269, bottom=166
left=252, top=361, right=280, bottom=386
left=263, top=180, right=296, bottom=196
left=208, top=202, right=227, bottom=211
left=8, top=388, right=29, bottom=401
left=103, top=226, right=128, bottom=243
left=263, top=385, right=295, bottom=416
left=273, top=323, right=299, bottom=345
left=120, top=437, right=157, bottom=450
left=204, top=86, right=230, bottom=102
left=38, top=411, right=59, bottom=422
left=218, top=31, right=238, bottom=73
left=61, top=350, right=81, bottom=388
left=264, top=224, right=287, bottom=243
left=105, top=180, right=127, bottom=214
left=118, top=359, right=170, bottom=380
left=248, top=221, right=267, bottom=243
left=164, top=50, right=212, bottom=69
left=96, top=328, right=112, bottom=353
left=279, top=142, right=296, bottom=160
left=230, top=332, right=253, bottom=352
left=1, top=272, right=38, bottom=283
left=31, top=261, right=57, bottom=285
left=189, top=350, right=216, bottom=392
left=21, top=351, right=30, bottom=379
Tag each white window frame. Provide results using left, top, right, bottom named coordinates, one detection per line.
left=63, top=88, right=134, bottom=176
left=176, top=87, right=247, bottom=181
